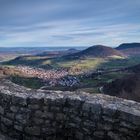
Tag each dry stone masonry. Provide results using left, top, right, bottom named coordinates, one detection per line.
left=0, top=79, right=140, bottom=140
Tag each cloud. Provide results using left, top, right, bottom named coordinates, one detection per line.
left=0, top=0, right=140, bottom=47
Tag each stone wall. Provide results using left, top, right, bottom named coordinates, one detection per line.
left=0, top=79, right=140, bottom=140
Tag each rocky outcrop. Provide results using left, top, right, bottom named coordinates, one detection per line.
left=0, top=79, right=140, bottom=140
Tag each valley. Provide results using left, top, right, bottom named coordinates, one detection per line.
left=1, top=1, right=140, bottom=139
left=1, top=43, right=140, bottom=100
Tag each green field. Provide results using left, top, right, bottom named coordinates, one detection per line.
left=3, top=54, right=140, bottom=72
left=78, top=71, right=132, bottom=93
left=2, top=55, right=140, bottom=92
left=9, top=75, right=45, bottom=89
left=100, top=56, right=140, bottom=69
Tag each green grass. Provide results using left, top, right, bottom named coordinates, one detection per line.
left=2, top=54, right=140, bottom=94
left=57, top=60, right=77, bottom=68
left=24, top=56, right=48, bottom=60
left=74, top=58, right=104, bottom=70
left=4, top=54, right=140, bottom=73
left=76, top=87, right=100, bottom=94
left=78, top=71, right=132, bottom=94
left=3, top=54, right=106, bottom=71
left=3, top=55, right=140, bottom=93
left=9, top=75, right=45, bottom=89
left=100, top=56, right=140, bottom=69
left=57, top=58, right=105, bottom=72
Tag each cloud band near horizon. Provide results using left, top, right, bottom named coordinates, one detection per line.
left=0, top=0, right=140, bottom=47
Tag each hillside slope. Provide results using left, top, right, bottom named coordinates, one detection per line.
left=116, top=43, right=140, bottom=56
left=3, top=45, right=124, bottom=68
left=62, top=45, right=124, bottom=60
left=36, top=48, right=79, bottom=57
left=103, top=64, right=140, bottom=102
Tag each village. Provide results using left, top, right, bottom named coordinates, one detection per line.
left=16, top=66, right=80, bottom=87
left=17, top=66, right=69, bottom=80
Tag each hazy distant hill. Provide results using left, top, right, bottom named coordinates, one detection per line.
left=2, top=48, right=80, bottom=68
left=36, top=48, right=79, bottom=57
left=116, top=43, right=140, bottom=50
left=3, top=55, right=54, bottom=69
left=62, top=45, right=124, bottom=59
left=116, top=43, right=140, bottom=56
left=2, top=45, right=125, bottom=69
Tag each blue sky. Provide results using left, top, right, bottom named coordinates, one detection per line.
left=0, top=0, right=140, bottom=47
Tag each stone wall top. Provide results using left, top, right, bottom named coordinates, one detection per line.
left=0, top=79, right=140, bottom=118
left=0, top=79, right=140, bottom=139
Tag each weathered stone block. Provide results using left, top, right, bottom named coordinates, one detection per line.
left=82, top=103, right=91, bottom=111
left=12, top=96, right=27, bottom=106
left=75, top=131, right=84, bottom=140
left=83, top=120, right=96, bottom=129
left=25, top=126, right=40, bottom=136
left=15, top=114, right=28, bottom=124
left=19, top=107, right=31, bottom=114
left=120, top=112, right=140, bottom=126
left=1, top=117, right=13, bottom=126
left=10, top=106, right=19, bottom=113
left=0, top=106, right=4, bottom=115
left=5, top=112, right=15, bottom=119
left=119, top=121, right=137, bottom=130
left=43, top=106, right=49, bottom=111
left=2, top=94, right=11, bottom=102
left=102, top=115, right=119, bottom=123
left=107, top=131, right=121, bottom=140
left=44, top=120, right=52, bottom=127
left=82, top=127, right=92, bottom=135
left=28, top=98, right=44, bottom=105
left=91, top=104, right=102, bottom=115
left=34, top=110, right=44, bottom=118
left=41, top=127, right=55, bottom=135
left=28, top=104, right=40, bottom=110
left=14, top=124, right=23, bottom=131
left=0, top=123, right=8, bottom=133
left=94, top=131, right=105, bottom=138
left=33, top=118, right=44, bottom=125
left=50, top=106, right=60, bottom=112
left=56, top=113, right=65, bottom=121
left=103, top=107, right=117, bottom=117
left=97, top=122, right=113, bottom=131
left=45, top=112, right=54, bottom=119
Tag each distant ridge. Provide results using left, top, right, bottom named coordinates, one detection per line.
left=116, top=43, right=140, bottom=50
left=116, top=43, right=140, bottom=56
left=62, top=45, right=124, bottom=59
left=2, top=44, right=125, bottom=67
left=36, top=48, right=79, bottom=57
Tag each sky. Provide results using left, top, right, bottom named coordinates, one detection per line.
left=0, top=0, right=140, bottom=47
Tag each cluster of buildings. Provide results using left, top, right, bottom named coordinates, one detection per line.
left=17, top=66, right=68, bottom=80
left=16, top=66, right=79, bottom=87
left=50, top=76, right=80, bottom=87
left=61, top=76, right=80, bottom=87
